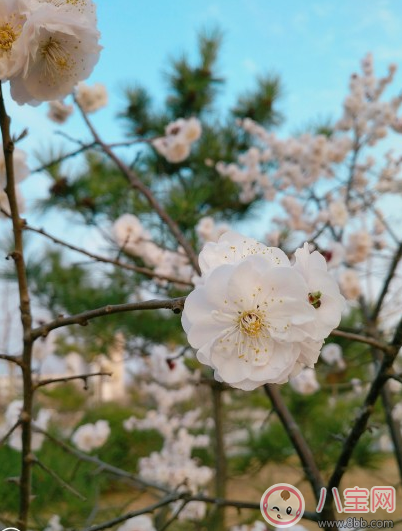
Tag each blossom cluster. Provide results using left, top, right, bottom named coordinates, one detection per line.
left=152, top=117, right=202, bottom=163
left=123, top=344, right=213, bottom=522
left=0, top=0, right=101, bottom=105
left=47, top=82, right=108, bottom=123
left=214, top=54, right=402, bottom=309
left=182, top=231, right=345, bottom=390
left=113, top=213, right=194, bottom=285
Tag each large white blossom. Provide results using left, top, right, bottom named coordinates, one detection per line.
left=9, top=0, right=101, bottom=104
left=183, top=232, right=344, bottom=390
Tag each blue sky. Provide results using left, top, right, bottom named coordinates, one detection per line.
left=3, top=0, right=400, bottom=227
left=6, top=0, right=402, bottom=146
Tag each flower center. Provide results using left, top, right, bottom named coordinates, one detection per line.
left=239, top=310, right=263, bottom=337
left=41, top=37, right=71, bottom=78
left=0, top=23, right=18, bottom=52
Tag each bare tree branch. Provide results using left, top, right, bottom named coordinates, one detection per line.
left=371, top=241, right=402, bottom=321
left=0, top=420, right=21, bottom=447
left=326, top=353, right=396, bottom=493
left=0, top=353, right=23, bottom=366
left=75, top=99, right=201, bottom=275
left=264, top=384, right=324, bottom=501
left=33, top=371, right=112, bottom=390
left=31, top=296, right=186, bottom=339
left=33, top=457, right=86, bottom=501
left=0, top=82, right=34, bottom=531
left=330, top=329, right=392, bottom=352
left=24, top=223, right=193, bottom=285
left=36, top=427, right=171, bottom=494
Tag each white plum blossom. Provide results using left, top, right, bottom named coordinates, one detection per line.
left=0, top=0, right=28, bottom=80
left=116, top=516, right=156, bottom=531
left=71, top=420, right=110, bottom=452
left=321, top=343, right=346, bottom=370
left=152, top=117, right=202, bottom=163
left=196, top=216, right=231, bottom=243
left=339, top=269, right=361, bottom=300
left=113, top=213, right=146, bottom=254
left=75, top=81, right=108, bottom=113
left=289, top=367, right=320, bottom=395
left=183, top=232, right=344, bottom=390
left=197, top=231, right=290, bottom=280
left=328, top=201, right=348, bottom=228
left=47, top=99, right=73, bottom=123
left=138, top=427, right=213, bottom=492
left=10, top=0, right=102, bottom=104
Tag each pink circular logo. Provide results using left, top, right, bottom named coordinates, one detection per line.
left=260, top=483, right=305, bottom=527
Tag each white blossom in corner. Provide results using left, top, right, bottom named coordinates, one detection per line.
left=10, top=0, right=101, bottom=104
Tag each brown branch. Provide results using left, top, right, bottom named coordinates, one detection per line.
left=0, top=353, right=23, bottom=366
left=36, top=427, right=171, bottom=494
left=330, top=329, right=392, bottom=353
left=0, top=82, right=34, bottom=531
left=31, top=142, right=96, bottom=174
left=75, top=100, right=201, bottom=275
left=326, top=353, right=397, bottom=493
left=24, top=224, right=193, bottom=286
left=0, top=420, right=21, bottom=447
left=31, top=296, right=186, bottom=339
left=33, top=457, right=86, bottom=500
left=264, top=384, right=324, bottom=500
left=79, top=494, right=183, bottom=531
left=371, top=241, right=402, bottom=321
left=33, top=371, right=112, bottom=391
left=211, top=383, right=227, bottom=529
left=79, top=493, right=319, bottom=531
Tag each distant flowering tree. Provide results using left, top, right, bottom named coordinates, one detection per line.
left=1, top=2, right=402, bottom=529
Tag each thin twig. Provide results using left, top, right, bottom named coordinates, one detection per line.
left=31, top=142, right=96, bottom=173
left=371, top=241, right=402, bottom=321
left=31, top=296, right=186, bottom=339
left=264, top=384, right=324, bottom=501
left=0, top=420, right=21, bottom=447
left=75, top=99, right=201, bottom=275
left=24, top=224, right=193, bottom=286
left=33, top=457, right=86, bottom=500
left=326, top=350, right=398, bottom=494
left=330, top=329, right=392, bottom=353
left=33, top=371, right=112, bottom=390
left=36, top=428, right=171, bottom=494
left=0, top=353, right=23, bottom=366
